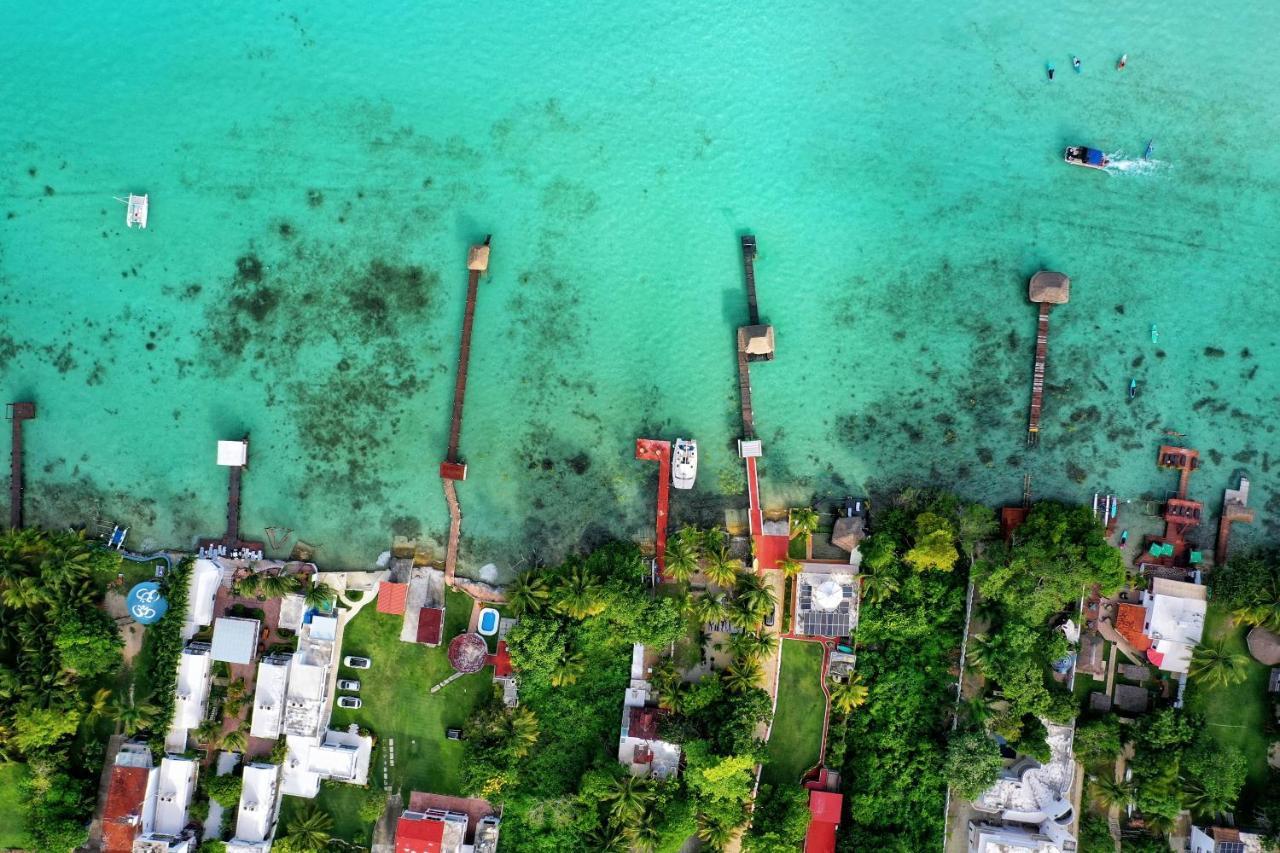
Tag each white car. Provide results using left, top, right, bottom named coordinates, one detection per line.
left=337, top=696, right=362, bottom=710
left=343, top=656, right=371, bottom=669
left=337, top=679, right=360, bottom=692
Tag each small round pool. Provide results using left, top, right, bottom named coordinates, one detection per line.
left=477, top=607, right=500, bottom=636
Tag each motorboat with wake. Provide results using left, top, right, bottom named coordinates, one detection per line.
left=1064, top=147, right=1109, bottom=169
left=671, top=438, right=697, bottom=490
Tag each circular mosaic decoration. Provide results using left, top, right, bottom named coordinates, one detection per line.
left=447, top=632, right=488, bottom=674
left=126, top=581, right=169, bottom=625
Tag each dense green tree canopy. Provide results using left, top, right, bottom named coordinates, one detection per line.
left=943, top=730, right=1004, bottom=800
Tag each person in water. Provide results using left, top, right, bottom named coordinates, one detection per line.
left=1117, top=54, right=1128, bottom=69
left=1047, top=64, right=1055, bottom=80
left=1072, top=56, right=1082, bottom=71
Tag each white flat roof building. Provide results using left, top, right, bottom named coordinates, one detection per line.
left=212, top=617, right=261, bottom=665
left=1143, top=578, right=1208, bottom=674
left=280, top=729, right=373, bottom=799
left=250, top=655, right=292, bottom=740
left=152, top=757, right=198, bottom=836
left=172, top=644, right=213, bottom=732
left=283, top=657, right=328, bottom=738
left=184, top=558, right=224, bottom=640
left=230, top=763, right=280, bottom=848
left=133, top=836, right=194, bottom=853
left=217, top=440, right=248, bottom=467
left=969, top=821, right=1076, bottom=853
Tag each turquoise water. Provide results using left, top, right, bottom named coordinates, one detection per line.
left=2, top=2, right=1279, bottom=574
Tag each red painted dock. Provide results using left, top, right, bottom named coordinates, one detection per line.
left=7, top=402, right=36, bottom=529
left=635, top=439, right=671, bottom=577
left=746, top=456, right=764, bottom=537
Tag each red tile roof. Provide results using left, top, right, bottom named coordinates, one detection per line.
left=377, top=582, right=409, bottom=615
left=629, top=706, right=661, bottom=741
left=804, top=790, right=842, bottom=853
left=1115, top=603, right=1151, bottom=652
left=417, top=607, right=444, bottom=645
left=102, top=765, right=153, bottom=852
left=396, top=814, right=445, bottom=853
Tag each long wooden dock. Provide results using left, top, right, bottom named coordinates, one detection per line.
left=737, top=349, right=756, bottom=439
left=742, top=235, right=760, bottom=326
left=7, top=402, right=36, bottom=529
left=1026, top=303, right=1051, bottom=445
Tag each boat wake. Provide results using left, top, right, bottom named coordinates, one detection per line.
left=1103, top=154, right=1166, bottom=176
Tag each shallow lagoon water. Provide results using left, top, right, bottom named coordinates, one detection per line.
left=2, top=2, right=1279, bottom=573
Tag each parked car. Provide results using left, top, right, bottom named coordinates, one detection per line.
left=445, top=728, right=463, bottom=741
left=337, top=696, right=362, bottom=709
left=337, top=679, right=360, bottom=692
left=764, top=607, right=776, bottom=627
left=343, top=656, right=372, bottom=669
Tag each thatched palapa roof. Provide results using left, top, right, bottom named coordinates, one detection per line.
left=737, top=324, right=775, bottom=356
left=831, top=516, right=866, bottom=552
left=1029, top=270, right=1071, bottom=304
left=467, top=243, right=491, bottom=272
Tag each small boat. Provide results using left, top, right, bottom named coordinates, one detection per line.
left=1128, top=378, right=1137, bottom=400
left=671, top=438, right=697, bottom=490
left=1064, top=146, right=1109, bottom=169
left=1120, top=529, right=1129, bottom=545
left=1117, top=54, right=1128, bottom=70
left=115, top=193, right=149, bottom=229
left=1072, top=56, right=1082, bottom=72
left=1046, top=62, right=1055, bottom=81
left=1143, top=139, right=1154, bottom=159
left=1150, top=324, right=1159, bottom=343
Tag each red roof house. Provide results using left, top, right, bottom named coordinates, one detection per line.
left=804, top=790, right=842, bottom=853
left=102, top=764, right=155, bottom=852
left=417, top=607, right=444, bottom=646
left=628, top=706, right=661, bottom=741
left=396, top=813, right=445, bottom=853
left=377, top=582, right=409, bottom=615
left=1114, top=602, right=1151, bottom=652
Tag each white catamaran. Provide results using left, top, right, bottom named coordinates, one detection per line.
left=672, top=438, right=697, bottom=490
left=116, top=193, right=149, bottom=229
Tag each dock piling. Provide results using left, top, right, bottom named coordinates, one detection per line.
left=7, top=402, right=36, bottom=529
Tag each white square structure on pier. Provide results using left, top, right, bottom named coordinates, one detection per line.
left=217, top=440, right=248, bottom=467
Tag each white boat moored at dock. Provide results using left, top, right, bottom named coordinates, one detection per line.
left=672, top=438, right=697, bottom=489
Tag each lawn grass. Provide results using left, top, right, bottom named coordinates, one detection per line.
left=1183, top=603, right=1272, bottom=812
left=277, top=782, right=374, bottom=846
left=320, top=588, right=490, bottom=838
left=0, top=762, right=29, bottom=849
left=763, top=640, right=826, bottom=787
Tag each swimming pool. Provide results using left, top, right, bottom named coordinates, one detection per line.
left=478, top=607, right=499, bottom=636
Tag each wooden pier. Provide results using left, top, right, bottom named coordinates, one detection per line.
left=439, top=237, right=492, bottom=581
left=635, top=439, right=671, bottom=578
left=1024, top=271, right=1070, bottom=447
left=199, top=437, right=265, bottom=555
left=742, top=235, right=761, bottom=327
left=7, top=402, right=36, bottom=529
left=1215, top=477, right=1254, bottom=566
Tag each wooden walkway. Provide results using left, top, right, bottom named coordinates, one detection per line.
left=1026, top=303, right=1051, bottom=445
left=738, top=349, right=756, bottom=440
left=742, top=235, right=760, bottom=326
left=446, top=265, right=483, bottom=465
left=442, top=479, right=462, bottom=582
left=7, top=402, right=35, bottom=529
left=635, top=439, right=671, bottom=577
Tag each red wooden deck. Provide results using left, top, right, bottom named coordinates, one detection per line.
left=635, top=439, right=671, bottom=577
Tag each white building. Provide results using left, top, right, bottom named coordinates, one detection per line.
left=226, top=763, right=281, bottom=852
left=794, top=565, right=859, bottom=638
left=151, top=757, right=198, bottom=836
left=133, top=836, right=194, bottom=853
left=212, top=616, right=261, bottom=665
left=1190, top=825, right=1264, bottom=853
left=167, top=643, right=213, bottom=753
left=250, top=655, right=292, bottom=740
left=1142, top=578, right=1207, bottom=674
left=283, top=657, right=328, bottom=738
left=972, top=722, right=1077, bottom=853
left=183, top=558, right=225, bottom=640
left=280, top=728, right=373, bottom=798
left=616, top=645, right=682, bottom=779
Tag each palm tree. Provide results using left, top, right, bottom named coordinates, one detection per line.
left=699, top=527, right=727, bottom=555
left=703, top=546, right=741, bottom=588
left=257, top=570, right=301, bottom=599
left=285, top=804, right=333, bottom=852
left=233, top=572, right=260, bottom=598
left=584, top=823, right=629, bottom=852
left=602, top=776, right=654, bottom=824
left=696, top=818, right=736, bottom=851
left=790, top=507, right=820, bottom=540
left=509, top=707, right=540, bottom=754
left=1, top=576, right=49, bottom=609
left=86, top=687, right=113, bottom=724
left=194, top=717, right=222, bottom=744
left=507, top=570, right=551, bottom=616
left=965, top=633, right=993, bottom=676
left=554, top=565, right=605, bottom=619
left=112, top=693, right=161, bottom=735
left=724, top=631, right=764, bottom=663
left=723, top=660, right=762, bottom=693
left=1190, top=642, right=1251, bottom=688
left=625, top=815, right=660, bottom=852
left=735, top=574, right=776, bottom=623
left=778, top=559, right=803, bottom=580
left=1234, top=575, right=1280, bottom=632
left=550, top=651, right=586, bottom=687
left=221, top=726, right=248, bottom=754
left=858, top=570, right=900, bottom=605
left=37, top=540, right=94, bottom=590
left=1088, top=776, right=1135, bottom=811
left=829, top=674, right=869, bottom=714
left=663, top=535, right=700, bottom=584
left=688, top=593, right=729, bottom=627
left=1183, top=778, right=1235, bottom=818
left=303, top=581, right=336, bottom=610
